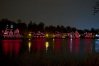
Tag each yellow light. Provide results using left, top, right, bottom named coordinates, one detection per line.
left=28, top=33, right=32, bottom=37
left=45, top=41, right=49, bottom=48
left=28, top=41, right=31, bottom=52
left=45, top=41, right=49, bottom=53
left=45, top=33, right=49, bottom=38
left=28, top=42, right=31, bottom=48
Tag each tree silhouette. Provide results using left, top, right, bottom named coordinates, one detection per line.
left=66, top=26, right=72, bottom=32
left=17, top=19, right=22, bottom=23
left=71, top=27, right=77, bottom=32
left=0, top=19, right=17, bottom=29
left=32, top=22, right=37, bottom=32
left=17, top=20, right=27, bottom=34
left=0, top=19, right=98, bottom=37
left=60, top=26, right=65, bottom=33
left=38, top=22, right=44, bottom=32
left=28, top=21, right=33, bottom=32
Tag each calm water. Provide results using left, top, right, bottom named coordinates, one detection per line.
left=0, top=38, right=99, bottom=66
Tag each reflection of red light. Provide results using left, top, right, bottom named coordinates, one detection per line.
left=9, top=41, right=13, bottom=54
left=54, top=38, right=62, bottom=53
left=2, top=40, right=21, bottom=55
left=84, top=39, right=92, bottom=53
left=2, top=40, right=9, bottom=55
left=74, top=39, right=80, bottom=53
left=68, top=39, right=80, bottom=53
left=33, top=38, right=45, bottom=52
left=14, top=40, right=21, bottom=55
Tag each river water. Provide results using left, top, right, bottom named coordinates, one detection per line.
left=0, top=38, right=99, bottom=66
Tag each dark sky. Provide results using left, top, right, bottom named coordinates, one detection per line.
left=0, top=0, right=99, bottom=29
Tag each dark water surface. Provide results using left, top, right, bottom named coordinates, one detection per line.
left=0, top=38, right=99, bottom=66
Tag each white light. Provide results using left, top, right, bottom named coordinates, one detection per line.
left=11, top=25, right=13, bottom=28
left=96, top=34, right=99, bottom=37
left=53, top=38, right=54, bottom=41
left=28, top=39, right=31, bottom=40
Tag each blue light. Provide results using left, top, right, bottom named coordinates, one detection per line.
left=95, top=39, right=99, bottom=52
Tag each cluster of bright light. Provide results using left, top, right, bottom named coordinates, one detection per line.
left=67, top=31, right=80, bottom=39
left=33, top=31, right=45, bottom=38
left=3, top=28, right=21, bottom=38
left=85, top=33, right=93, bottom=38
left=74, top=31, right=80, bottom=38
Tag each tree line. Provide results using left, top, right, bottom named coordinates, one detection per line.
left=0, top=19, right=99, bottom=35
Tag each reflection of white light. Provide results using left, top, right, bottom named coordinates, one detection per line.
left=97, top=39, right=99, bottom=40
left=28, top=41, right=31, bottom=52
left=70, top=34, right=72, bottom=39
left=45, top=41, right=49, bottom=53
left=53, top=38, right=54, bottom=41
left=70, top=39, right=72, bottom=52
left=28, top=39, right=31, bottom=40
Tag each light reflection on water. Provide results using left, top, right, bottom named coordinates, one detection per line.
left=84, top=39, right=92, bottom=53
left=2, top=40, right=21, bottom=56
left=45, top=41, right=49, bottom=53
left=1, top=38, right=98, bottom=56
left=28, top=41, right=32, bottom=52
left=1, top=38, right=99, bottom=66
left=95, top=39, right=99, bottom=52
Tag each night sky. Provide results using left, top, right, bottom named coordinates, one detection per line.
left=0, top=0, right=99, bottom=29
